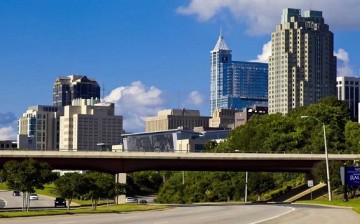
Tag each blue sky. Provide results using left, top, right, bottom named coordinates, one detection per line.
left=1, top=0, right=360, bottom=139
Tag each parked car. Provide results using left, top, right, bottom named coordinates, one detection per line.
left=125, top=197, right=138, bottom=203
left=13, top=191, right=20, bottom=196
left=139, top=199, right=147, bottom=204
left=29, top=193, right=38, bottom=200
left=54, top=197, right=66, bottom=207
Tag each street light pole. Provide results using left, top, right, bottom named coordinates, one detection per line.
left=301, top=115, right=332, bottom=201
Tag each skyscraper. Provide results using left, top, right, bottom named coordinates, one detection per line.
left=53, top=75, right=100, bottom=106
left=337, top=76, right=360, bottom=119
left=210, top=34, right=268, bottom=114
left=268, top=8, right=337, bottom=114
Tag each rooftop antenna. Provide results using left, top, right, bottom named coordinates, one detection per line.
left=220, top=26, right=223, bottom=37
left=177, top=92, right=180, bottom=109
left=102, top=83, right=105, bottom=102
left=309, top=0, right=312, bottom=10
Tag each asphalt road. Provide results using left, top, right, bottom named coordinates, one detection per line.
left=0, top=190, right=56, bottom=209
left=1, top=203, right=359, bottom=224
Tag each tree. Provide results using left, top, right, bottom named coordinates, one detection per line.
left=3, top=159, right=57, bottom=211
left=345, top=121, right=360, bottom=153
left=54, top=172, right=88, bottom=210
left=83, top=172, right=125, bottom=210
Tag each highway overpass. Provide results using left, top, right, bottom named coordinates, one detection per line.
left=0, top=150, right=359, bottom=174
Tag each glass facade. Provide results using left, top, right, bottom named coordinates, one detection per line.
left=53, top=75, right=100, bottom=106
left=210, top=35, right=268, bottom=114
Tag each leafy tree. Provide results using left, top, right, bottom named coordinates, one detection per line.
left=345, top=121, right=360, bottom=153
left=54, top=172, right=88, bottom=209
left=129, top=171, right=163, bottom=194
left=312, top=161, right=343, bottom=190
left=204, top=140, right=218, bottom=152
left=247, top=172, right=275, bottom=200
left=83, top=172, right=125, bottom=210
left=3, top=159, right=57, bottom=211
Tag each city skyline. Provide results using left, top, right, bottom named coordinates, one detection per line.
left=1, top=0, right=360, bottom=139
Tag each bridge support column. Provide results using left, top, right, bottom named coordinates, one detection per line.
left=115, top=173, right=126, bottom=204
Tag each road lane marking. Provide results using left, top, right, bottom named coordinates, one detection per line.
left=249, top=207, right=295, bottom=224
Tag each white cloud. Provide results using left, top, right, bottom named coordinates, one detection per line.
left=104, top=82, right=209, bottom=132
left=251, top=40, right=271, bottom=63
left=177, top=0, right=360, bottom=35
left=0, top=126, right=17, bottom=140
left=334, top=48, right=354, bottom=76
left=186, top=91, right=204, bottom=106
left=104, top=81, right=165, bottom=132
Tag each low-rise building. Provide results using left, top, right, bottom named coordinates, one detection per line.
left=145, top=109, right=210, bottom=132
left=122, top=129, right=229, bottom=153
left=209, top=108, right=241, bottom=129
left=0, top=140, right=17, bottom=150
left=235, top=106, right=268, bottom=127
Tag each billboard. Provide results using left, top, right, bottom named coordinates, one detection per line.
left=346, top=166, right=360, bottom=186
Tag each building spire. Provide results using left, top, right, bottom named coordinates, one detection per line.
left=212, top=29, right=229, bottom=51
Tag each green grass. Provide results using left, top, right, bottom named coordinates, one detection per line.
left=297, top=198, right=360, bottom=214
left=0, top=182, right=9, bottom=190
left=0, top=204, right=168, bottom=218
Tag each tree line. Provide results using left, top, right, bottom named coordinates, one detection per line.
left=1, top=159, right=125, bottom=211
left=157, top=96, right=360, bottom=203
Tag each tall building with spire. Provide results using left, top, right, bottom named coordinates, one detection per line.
left=210, top=34, right=268, bottom=114
left=268, top=8, right=337, bottom=114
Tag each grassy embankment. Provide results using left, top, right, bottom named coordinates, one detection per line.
left=297, top=198, right=360, bottom=214
left=0, top=204, right=168, bottom=218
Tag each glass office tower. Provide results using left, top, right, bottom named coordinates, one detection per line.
left=53, top=75, right=100, bottom=106
left=210, top=34, right=268, bottom=114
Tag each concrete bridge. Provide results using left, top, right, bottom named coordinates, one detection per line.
left=0, top=150, right=359, bottom=174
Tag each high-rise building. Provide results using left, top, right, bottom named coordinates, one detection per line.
left=210, top=34, right=268, bottom=114
left=337, top=76, right=360, bottom=119
left=269, top=8, right=337, bottom=114
left=59, top=99, right=123, bottom=151
left=53, top=75, right=100, bottom=107
left=145, top=109, right=210, bottom=132
left=18, top=105, right=63, bottom=150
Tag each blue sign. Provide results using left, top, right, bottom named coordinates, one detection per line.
left=346, top=166, right=360, bottom=186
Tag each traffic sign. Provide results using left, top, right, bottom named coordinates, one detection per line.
left=346, top=166, right=360, bottom=186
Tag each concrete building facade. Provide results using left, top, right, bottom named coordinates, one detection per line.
left=269, top=8, right=337, bottom=114
left=59, top=99, right=123, bottom=151
left=337, top=76, right=360, bottom=119
left=18, top=105, right=63, bottom=150
left=209, top=108, right=240, bottom=129
left=145, top=109, right=210, bottom=132
left=210, top=34, right=268, bottom=114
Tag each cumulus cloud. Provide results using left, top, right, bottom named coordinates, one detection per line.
left=334, top=48, right=354, bottom=76
left=0, top=126, right=17, bottom=140
left=0, top=112, right=17, bottom=125
left=251, top=40, right=271, bottom=63
left=177, top=0, right=360, bottom=35
left=186, top=91, right=204, bottom=106
left=104, top=81, right=165, bottom=132
left=104, top=82, right=208, bottom=132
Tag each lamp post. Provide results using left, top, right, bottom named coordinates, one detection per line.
left=301, top=115, right=332, bottom=201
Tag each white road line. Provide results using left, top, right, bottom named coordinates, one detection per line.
left=249, top=207, right=295, bottom=224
